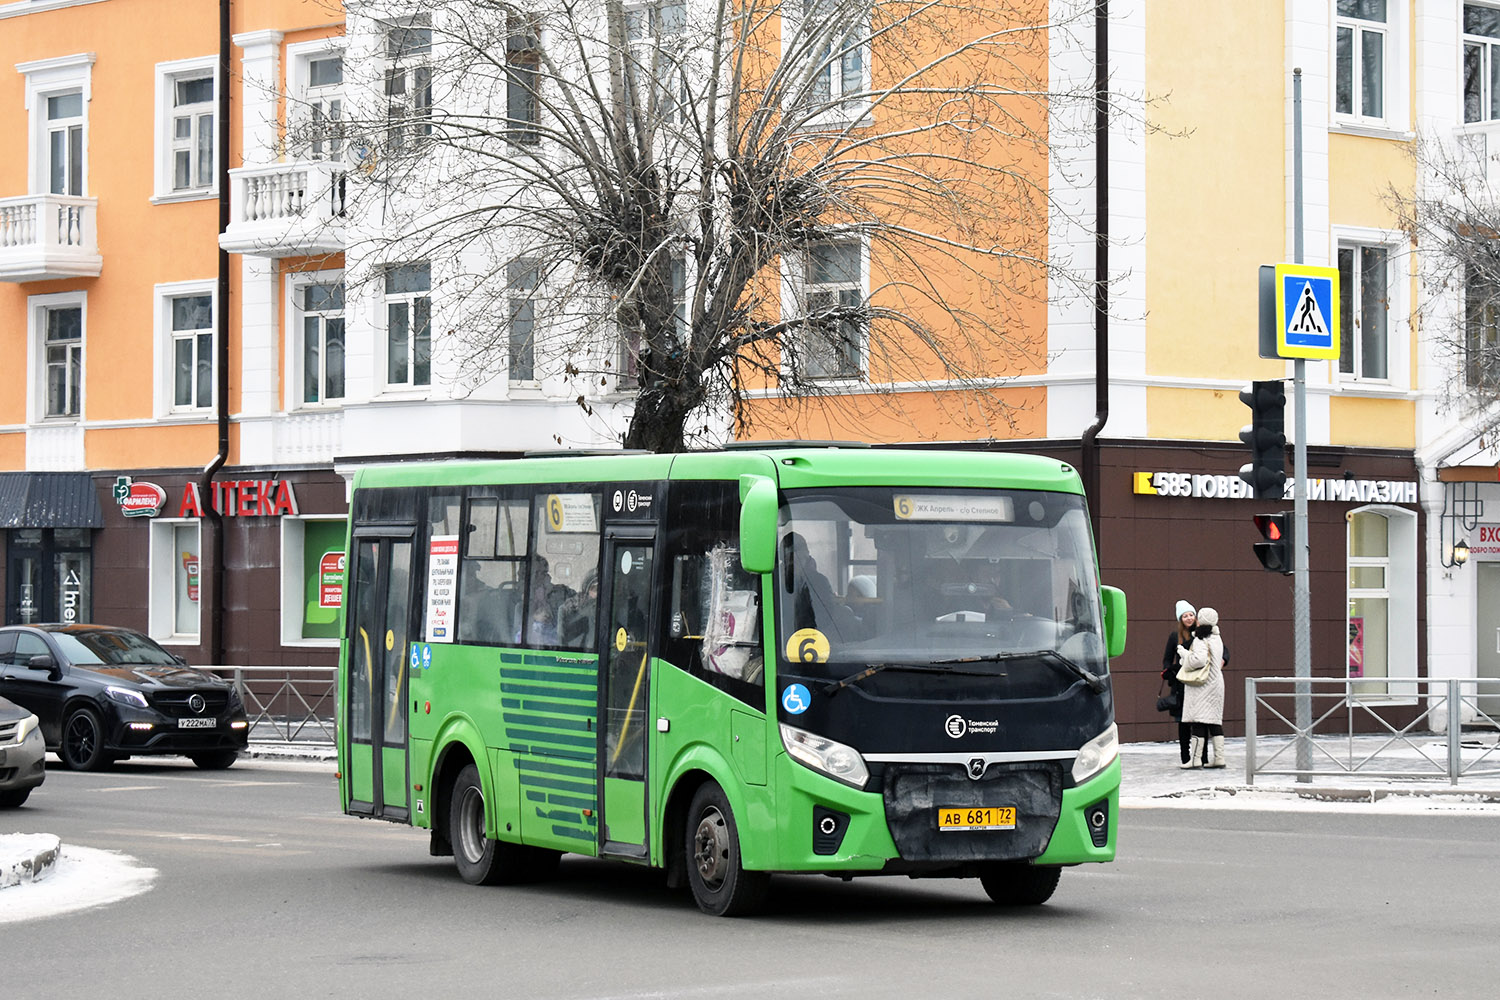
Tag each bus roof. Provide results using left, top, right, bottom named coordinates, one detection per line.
left=349, top=447, right=1084, bottom=496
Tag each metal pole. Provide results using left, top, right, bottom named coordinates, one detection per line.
left=1292, top=69, right=1312, bottom=779
left=1448, top=678, right=1461, bottom=785
left=1244, top=676, right=1257, bottom=785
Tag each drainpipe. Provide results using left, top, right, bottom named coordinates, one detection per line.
left=199, top=0, right=231, bottom=666
left=1079, top=0, right=1110, bottom=541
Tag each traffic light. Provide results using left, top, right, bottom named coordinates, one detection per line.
left=1238, top=380, right=1287, bottom=501
left=1253, top=511, right=1294, bottom=574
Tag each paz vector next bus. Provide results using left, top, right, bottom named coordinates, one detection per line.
left=337, top=446, right=1126, bottom=915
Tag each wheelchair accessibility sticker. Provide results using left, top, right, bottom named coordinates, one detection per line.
left=781, top=683, right=811, bottom=715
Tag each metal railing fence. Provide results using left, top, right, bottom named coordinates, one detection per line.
left=208, top=666, right=337, bottom=745
left=1245, top=676, right=1500, bottom=785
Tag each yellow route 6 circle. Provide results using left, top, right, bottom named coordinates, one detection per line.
left=785, top=628, right=830, bottom=664
left=548, top=494, right=564, bottom=531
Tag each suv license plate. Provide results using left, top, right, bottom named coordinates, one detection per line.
left=178, top=718, right=217, bottom=729
left=938, top=806, right=1016, bottom=831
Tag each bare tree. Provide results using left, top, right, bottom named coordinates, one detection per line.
left=1390, top=133, right=1500, bottom=440
left=330, top=0, right=1103, bottom=452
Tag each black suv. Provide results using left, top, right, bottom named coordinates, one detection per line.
left=0, top=624, right=249, bottom=771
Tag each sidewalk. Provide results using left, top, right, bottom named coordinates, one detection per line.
left=1120, top=733, right=1500, bottom=809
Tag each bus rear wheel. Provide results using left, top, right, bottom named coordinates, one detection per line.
left=979, top=862, right=1061, bottom=906
left=449, top=764, right=560, bottom=886
left=685, top=782, right=769, bottom=917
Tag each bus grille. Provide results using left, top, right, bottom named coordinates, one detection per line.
left=881, top=761, right=1063, bottom=863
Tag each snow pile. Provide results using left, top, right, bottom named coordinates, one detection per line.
left=0, top=843, right=156, bottom=923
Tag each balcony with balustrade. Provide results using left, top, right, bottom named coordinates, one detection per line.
left=221, top=160, right=347, bottom=258
left=0, top=194, right=102, bottom=282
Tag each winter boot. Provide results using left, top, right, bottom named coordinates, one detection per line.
left=1179, top=735, right=1203, bottom=769
left=1208, top=734, right=1227, bottom=769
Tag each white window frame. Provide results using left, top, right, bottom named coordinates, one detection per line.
left=287, top=269, right=347, bottom=409
left=152, top=280, right=217, bottom=417
left=787, top=238, right=867, bottom=382
left=1346, top=505, right=1417, bottom=703
left=287, top=38, right=346, bottom=162
left=25, top=290, right=87, bottom=424
left=149, top=518, right=202, bottom=644
left=507, top=258, right=541, bottom=384
left=382, top=262, right=432, bottom=392
left=383, top=16, right=433, bottom=157
left=1331, top=226, right=1406, bottom=390
left=280, top=515, right=348, bottom=647
left=1464, top=264, right=1500, bottom=389
left=152, top=56, right=218, bottom=203
left=18, top=52, right=94, bottom=197
left=782, top=0, right=871, bottom=125
left=623, top=0, right=687, bottom=127
left=1330, top=0, right=1407, bottom=134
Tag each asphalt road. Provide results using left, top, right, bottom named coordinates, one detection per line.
left=3, top=758, right=1496, bottom=999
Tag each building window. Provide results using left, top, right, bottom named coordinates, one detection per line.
left=150, top=520, right=201, bottom=642
left=306, top=54, right=344, bottom=160
left=385, top=17, right=432, bottom=155
left=154, top=57, right=217, bottom=201
left=1466, top=266, right=1500, bottom=389
left=170, top=293, right=214, bottom=410
left=298, top=280, right=346, bottom=405
left=1335, top=1, right=1386, bottom=121
left=1336, top=243, right=1389, bottom=381
left=44, top=305, right=83, bottom=418
left=618, top=255, right=684, bottom=388
left=506, top=14, right=542, bottom=144
left=624, top=1, right=687, bottom=123
left=280, top=517, right=348, bottom=645
left=803, top=0, right=866, bottom=108
left=1346, top=507, right=1416, bottom=700
left=385, top=263, right=431, bottom=388
left=507, top=259, right=539, bottom=382
left=801, top=240, right=863, bottom=379
left=1465, top=4, right=1500, bottom=123
left=46, top=91, right=84, bottom=196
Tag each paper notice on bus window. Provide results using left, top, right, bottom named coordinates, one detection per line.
left=893, top=494, right=1014, bottom=522
left=545, top=493, right=598, bottom=533
left=425, top=535, right=460, bottom=643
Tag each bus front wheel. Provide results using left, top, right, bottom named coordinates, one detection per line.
left=450, top=763, right=560, bottom=886
left=685, top=782, right=769, bottom=917
left=979, top=863, right=1061, bottom=906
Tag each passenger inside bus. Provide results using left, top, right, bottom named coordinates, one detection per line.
left=557, top=570, right=599, bottom=650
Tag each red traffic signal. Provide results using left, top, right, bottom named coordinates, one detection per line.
left=1252, top=512, right=1293, bottom=574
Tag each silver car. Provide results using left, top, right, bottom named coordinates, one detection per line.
left=0, top=695, right=46, bottom=807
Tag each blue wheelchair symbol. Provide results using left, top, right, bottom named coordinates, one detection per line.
left=781, top=684, right=811, bottom=715
left=409, top=645, right=421, bottom=669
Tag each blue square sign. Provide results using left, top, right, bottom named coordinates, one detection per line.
left=1275, top=262, right=1340, bottom=360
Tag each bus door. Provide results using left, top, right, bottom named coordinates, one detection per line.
left=346, top=529, right=415, bottom=821
left=598, top=526, right=655, bottom=858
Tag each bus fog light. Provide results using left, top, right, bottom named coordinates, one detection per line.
left=1071, top=723, right=1118, bottom=785
left=780, top=724, right=869, bottom=789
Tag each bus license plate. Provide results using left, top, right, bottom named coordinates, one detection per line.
left=938, top=806, right=1016, bottom=831
left=178, top=718, right=217, bottom=729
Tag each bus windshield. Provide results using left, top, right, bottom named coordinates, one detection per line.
left=775, top=486, right=1107, bottom=681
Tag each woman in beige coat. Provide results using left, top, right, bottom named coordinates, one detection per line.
left=1177, top=606, right=1226, bottom=769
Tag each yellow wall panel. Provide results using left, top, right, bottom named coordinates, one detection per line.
left=0, top=433, right=25, bottom=471
left=1147, top=386, right=1249, bottom=442
left=741, top=387, right=1046, bottom=444
left=85, top=424, right=218, bottom=471
left=1145, top=2, right=1286, bottom=382
left=1329, top=134, right=1414, bottom=229
left=1329, top=396, right=1415, bottom=449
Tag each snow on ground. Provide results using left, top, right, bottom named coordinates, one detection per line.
left=0, top=843, right=156, bottom=924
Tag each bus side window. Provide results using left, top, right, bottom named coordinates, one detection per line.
left=662, top=480, right=765, bottom=706
left=457, top=493, right=530, bottom=646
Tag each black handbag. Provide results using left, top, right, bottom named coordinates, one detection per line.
left=1154, top=679, right=1177, bottom=713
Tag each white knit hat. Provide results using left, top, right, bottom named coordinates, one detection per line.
left=1175, top=600, right=1195, bottom=620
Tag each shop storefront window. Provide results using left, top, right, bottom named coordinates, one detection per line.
left=1347, top=507, right=1417, bottom=699
left=280, top=516, right=351, bottom=644
left=149, top=519, right=199, bottom=641
left=5, top=527, right=92, bottom=626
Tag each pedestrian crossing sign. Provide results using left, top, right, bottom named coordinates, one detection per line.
left=1274, top=262, right=1340, bottom=360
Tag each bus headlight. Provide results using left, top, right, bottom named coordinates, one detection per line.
left=1071, top=723, right=1118, bottom=785
left=780, top=724, right=869, bottom=790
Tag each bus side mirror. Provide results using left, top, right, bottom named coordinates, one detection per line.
left=738, top=475, right=778, bottom=575
left=1100, top=585, right=1127, bottom=658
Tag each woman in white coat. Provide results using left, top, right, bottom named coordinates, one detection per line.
left=1177, top=606, right=1226, bottom=769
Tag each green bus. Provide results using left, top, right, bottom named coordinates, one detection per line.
left=338, top=445, right=1126, bottom=915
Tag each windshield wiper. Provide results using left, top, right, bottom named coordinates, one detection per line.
left=822, top=661, right=1000, bottom=696
left=931, top=649, right=1107, bottom=694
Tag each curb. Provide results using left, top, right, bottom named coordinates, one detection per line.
left=0, top=833, right=61, bottom=890
left=1145, top=784, right=1500, bottom=805
left=245, top=743, right=337, bottom=762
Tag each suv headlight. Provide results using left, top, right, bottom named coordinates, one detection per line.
left=1071, top=723, right=1119, bottom=785
left=105, top=685, right=149, bottom=709
left=780, top=723, right=869, bottom=789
